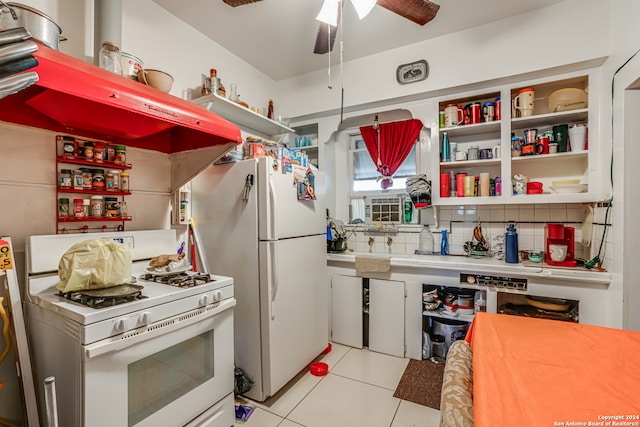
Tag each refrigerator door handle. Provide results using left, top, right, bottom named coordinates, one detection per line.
left=269, top=241, right=278, bottom=320
left=267, top=179, right=277, bottom=240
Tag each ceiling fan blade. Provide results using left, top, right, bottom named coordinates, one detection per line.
left=313, top=22, right=338, bottom=55
left=377, top=0, right=440, bottom=26
left=222, top=0, right=263, bottom=7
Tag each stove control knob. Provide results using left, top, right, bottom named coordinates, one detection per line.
left=213, top=291, right=222, bottom=302
left=199, top=294, right=211, bottom=306
left=115, top=318, right=130, bottom=332
left=139, top=312, right=152, bottom=325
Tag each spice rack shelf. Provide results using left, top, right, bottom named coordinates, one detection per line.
left=57, top=216, right=132, bottom=222
left=55, top=156, right=132, bottom=170
left=56, top=138, right=133, bottom=234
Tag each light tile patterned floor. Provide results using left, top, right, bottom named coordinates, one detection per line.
left=235, top=343, right=441, bottom=427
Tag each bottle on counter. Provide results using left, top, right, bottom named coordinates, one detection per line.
left=419, top=225, right=434, bottom=254
left=505, top=221, right=519, bottom=263
left=440, top=229, right=449, bottom=255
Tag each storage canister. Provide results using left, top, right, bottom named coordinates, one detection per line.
left=90, top=195, right=103, bottom=216
left=73, top=198, right=84, bottom=217
left=119, top=171, right=130, bottom=192
left=58, top=169, right=72, bottom=189
left=58, top=198, right=69, bottom=217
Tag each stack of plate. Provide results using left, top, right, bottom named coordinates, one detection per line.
left=550, top=180, right=587, bottom=194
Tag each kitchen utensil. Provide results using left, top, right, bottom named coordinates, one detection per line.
left=0, top=2, right=63, bottom=50
left=548, top=142, right=558, bottom=153
left=137, top=68, right=174, bottom=92
left=482, top=101, right=495, bottom=122
left=479, top=148, right=492, bottom=159
left=548, top=87, right=588, bottom=112
left=526, top=181, right=543, bottom=194
left=536, top=135, right=550, bottom=154
left=467, top=145, right=479, bottom=160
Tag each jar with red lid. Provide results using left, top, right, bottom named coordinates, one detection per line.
left=73, top=198, right=85, bottom=217
left=93, top=142, right=105, bottom=162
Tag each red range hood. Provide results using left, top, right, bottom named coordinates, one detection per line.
left=0, top=42, right=242, bottom=154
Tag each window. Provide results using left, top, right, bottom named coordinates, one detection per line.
left=349, top=133, right=417, bottom=193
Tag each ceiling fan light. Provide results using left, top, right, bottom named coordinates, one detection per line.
left=351, top=0, right=376, bottom=19
left=316, top=0, right=340, bottom=26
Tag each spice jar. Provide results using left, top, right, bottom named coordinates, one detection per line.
left=98, top=41, right=123, bottom=75
left=62, top=137, right=75, bottom=159
left=58, top=169, right=72, bottom=189
left=105, top=170, right=115, bottom=191
left=105, top=197, right=119, bottom=216
left=73, top=169, right=84, bottom=190
left=73, top=198, right=85, bottom=218
left=106, top=145, right=115, bottom=162
left=114, top=145, right=126, bottom=165
left=93, top=142, right=105, bottom=162
left=90, top=195, right=103, bottom=216
left=80, top=168, right=92, bottom=190
left=119, top=171, right=130, bottom=192
left=91, top=169, right=105, bottom=191
left=83, top=142, right=94, bottom=160
left=82, top=198, right=90, bottom=217
left=118, top=201, right=128, bottom=217
left=58, top=198, right=69, bottom=217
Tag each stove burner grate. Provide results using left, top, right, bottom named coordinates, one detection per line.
left=58, top=284, right=146, bottom=309
left=140, top=272, right=214, bottom=288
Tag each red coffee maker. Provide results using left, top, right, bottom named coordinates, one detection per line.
left=545, top=223, right=577, bottom=267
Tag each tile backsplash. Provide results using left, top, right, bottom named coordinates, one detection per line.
left=342, top=203, right=613, bottom=270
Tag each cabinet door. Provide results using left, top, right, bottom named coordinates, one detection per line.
left=330, top=275, right=363, bottom=348
left=369, top=279, right=405, bottom=357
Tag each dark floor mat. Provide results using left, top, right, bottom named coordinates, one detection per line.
left=393, top=359, right=445, bottom=410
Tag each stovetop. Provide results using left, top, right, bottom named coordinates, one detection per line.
left=26, top=266, right=234, bottom=327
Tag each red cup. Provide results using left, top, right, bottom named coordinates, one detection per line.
left=456, top=173, right=467, bottom=197
left=536, top=136, right=550, bottom=154
left=440, top=173, right=450, bottom=197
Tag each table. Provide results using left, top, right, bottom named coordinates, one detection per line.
left=466, top=313, right=640, bottom=427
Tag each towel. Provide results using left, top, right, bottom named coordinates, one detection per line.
left=355, top=255, right=391, bottom=273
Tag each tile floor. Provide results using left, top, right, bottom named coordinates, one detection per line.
left=235, top=343, right=441, bottom=427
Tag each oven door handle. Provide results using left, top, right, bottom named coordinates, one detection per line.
left=83, top=298, right=235, bottom=360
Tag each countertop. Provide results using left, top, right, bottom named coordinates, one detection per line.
left=327, top=251, right=611, bottom=284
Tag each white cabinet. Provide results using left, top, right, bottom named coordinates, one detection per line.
left=330, top=275, right=363, bottom=348
left=431, top=68, right=606, bottom=205
left=368, top=279, right=405, bottom=358
left=330, top=275, right=406, bottom=357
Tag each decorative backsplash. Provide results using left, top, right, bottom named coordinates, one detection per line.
left=342, top=203, right=613, bottom=270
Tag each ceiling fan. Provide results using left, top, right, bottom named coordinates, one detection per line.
left=222, top=0, right=440, bottom=54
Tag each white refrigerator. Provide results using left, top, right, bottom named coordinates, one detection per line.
left=191, top=156, right=328, bottom=402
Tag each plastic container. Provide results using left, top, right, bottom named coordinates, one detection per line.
left=505, top=222, right=519, bottom=263
left=474, top=290, right=487, bottom=313
left=441, top=229, right=449, bottom=255
left=419, top=225, right=434, bottom=254
left=310, top=362, right=328, bottom=376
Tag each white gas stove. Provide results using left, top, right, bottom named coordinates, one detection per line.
left=24, top=230, right=236, bottom=427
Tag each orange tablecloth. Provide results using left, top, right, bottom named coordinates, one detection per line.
left=467, top=313, right=640, bottom=427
